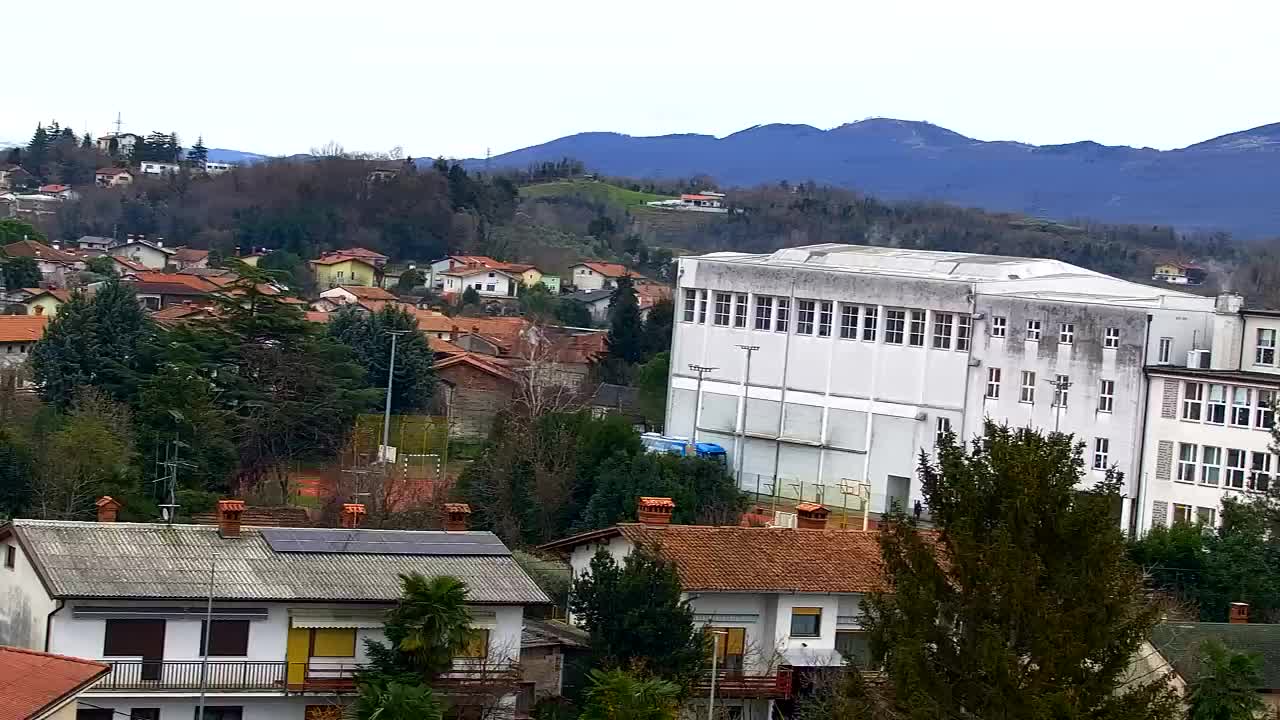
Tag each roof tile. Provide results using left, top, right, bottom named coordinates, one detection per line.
left=0, top=646, right=109, bottom=720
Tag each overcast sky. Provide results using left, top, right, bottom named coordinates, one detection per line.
left=6, top=0, right=1278, bottom=158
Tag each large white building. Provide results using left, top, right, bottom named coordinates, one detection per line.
left=666, top=244, right=1221, bottom=531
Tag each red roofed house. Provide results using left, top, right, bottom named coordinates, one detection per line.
left=541, top=498, right=883, bottom=717
left=428, top=255, right=501, bottom=289
left=20, top=289, right=70, bottom=318
left=315, top=285, right=399, bottom=312
left=432, top=353, right=520, bottom=439
left=0, top=316, right=48, bottom=371
left=3, top=240, right=85, bottom=283
left=567, top=261, right=635, bottom=291
left=310, top=253, right=379, bottom=288
left=440, top=265, right=520, bottom=299
left=0, top=646, right=109, bottom=720
left=170, top=247, right=210, bottom=270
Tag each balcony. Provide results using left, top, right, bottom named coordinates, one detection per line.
left=91, top=660, right=522, bottom=695
left=692, top=668, right=793, bottom=699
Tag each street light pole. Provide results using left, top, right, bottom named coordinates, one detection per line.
left=195, top=554, right=220, bottom=720
left=707, top=629, right=728, bottom=720
left=380, top=330, right=410, bottom=499
left=734, top=345, right=759, bottom=486
left=688, top=364, right=718, bottom=444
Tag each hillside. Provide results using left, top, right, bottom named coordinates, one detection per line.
left=520, top=179, right=673, bottom=207
left=469, top=119, right=1280, bottom=239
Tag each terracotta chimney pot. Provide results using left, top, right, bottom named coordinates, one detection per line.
left=96, top=496, right=122, bottom=523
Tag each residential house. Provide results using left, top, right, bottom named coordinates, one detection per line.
left=11, top=194, right=62, bottom=219
left=0, top=646, right=110, bottom=720
left=328, top=247, right=389, bottom=268
left=589, top=383, right=646, bottom=429
left=21, top=289, right=70, bottom=317
left=440, top=266, right=520, bottom=299
left=317, top=285, right=399, bottom=312
left=1153, top=262, right=1207, bottom=286
left=496, top=263, right=548, bottom=290
left=3, top=240, right=85, bottom=282
left=519, top=619, right=590, bottom=703
left=170, top=247, right=210, bottom=270
left=310, top=254, right=378, bottom=289
left=95, top=133, right=141, bottom=158
left=204, top=161, right=234, bottom=175
left=124, top=272, right=219, bottom=311
left=567, top=262, right=632, bottom=291
left=37, top=185, right=78, bottom=201
left=541, top=499, right=881, bottom=720
left=75, top=236, right=114, bottom=253
left=0, top=501, right=549, bottom=720
left=428, top=255, right=501, bottom=289
left=149, top=303, right=222, bottom=327
left=432, top=353, right=520, bottom=439
left=0, top=165, right=35, bottom=191
left=100, top=256, right=148, bottom=277
left=0, top=316, right=48, bottom=370
left=562, top=290, right=613, bottom=325
left=108, top=239, right=174, bottom=270
left=93, top=168, right=134, bottom=188
left=138, top=161, right=180, bottom=176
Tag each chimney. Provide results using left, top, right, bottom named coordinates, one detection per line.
left=217, top=499, right=245, bottom=538
left=443, top=503, right=472, bottom=531
left=96, top=496, right=121, bottom=523
left=795, top=502, right=831, bottom=530
left=341, top=503, right=366, bottom=529
left=1230, top=602, right=1250, bottom=624
left=637, top=497, right=675, bottom=525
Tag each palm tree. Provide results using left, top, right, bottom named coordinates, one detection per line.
left=579, top=669, right=681, bottom=720
left=386, top=574, right=473, bottom=678
left=1187, top=639, right=1266, bottom=720
left=349, top=680, right=443, bottom=720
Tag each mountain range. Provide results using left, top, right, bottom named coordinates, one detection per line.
left=465, top=119, right=1280, bottom=239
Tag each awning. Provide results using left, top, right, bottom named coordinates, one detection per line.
left=781, top=648, right=845, bottom=668
left=290, top=610, right=386, bottom=629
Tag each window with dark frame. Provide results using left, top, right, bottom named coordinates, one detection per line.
left=991, top=316, right=1007, bottom=338
left=4, top=545, right=13, bottom=569
left=200, top=619, right=250, bottom=657
left=817, top=301, right=833, bottom=337
left=754, top=296, right=773, bottom=330
left=733, top=294, right=748, bottom=328
left=789, top=607, right=821, bottom=637
left=908, top=310, right=926, bottom=346
left=193, top=708, right=243, bottom=720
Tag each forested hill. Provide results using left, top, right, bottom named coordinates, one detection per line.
left=467, top=119, right=1280, bottom=239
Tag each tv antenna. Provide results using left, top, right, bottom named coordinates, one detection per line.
left=114, top=111, right=123, bottom=136
left=153, top=411, right=197, bottom=523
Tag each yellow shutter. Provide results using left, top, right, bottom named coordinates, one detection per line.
left=286, top=627, right=310, bottom=685
left=459, top=629, right=489, bottom=658
left=726, top=628, right=745, bottom=656
left=792, top=607, right=822, bottom=615
left=312, top=628, right=356, bottom=657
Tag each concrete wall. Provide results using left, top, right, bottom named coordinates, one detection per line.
left=0, top=534, right=56, bottom=649
left=76, top=695, right=312, bottom=720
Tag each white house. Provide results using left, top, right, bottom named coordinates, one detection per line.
left=317, top=284, right=399, bottom=310
left=77, top=236, right=115, bottom=253
left=668, top=244, right=1219, bottom=532
left=139, top=161, right=181, bottom=176
left=95, top=168, right=135, bottom=188
left=109, top=239, right=175, bottom=270
left=96, top=133, right=141, bottom=158
left=428, top=255, right=501, bottom=289
left=1137, top=295, right=1280, bottom=532
left=567, top=262, right=632, bottom=292
left=205, top=161, right=234, bottom=175
left=441, top=266, right=519, bottom=299
left=541, top=498, right=880, bottom=720
left=0, top=500, right=549, bottom=720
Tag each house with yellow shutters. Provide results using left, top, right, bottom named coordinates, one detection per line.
left=0, top=500, right=549, bottom=720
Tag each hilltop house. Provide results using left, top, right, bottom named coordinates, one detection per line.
left=139, top=161, right=180, bottom=176
left=440, top=266, right=520, bottom=299
left=0, top=316, right=48, bottom=370
left=94, top=168, right=134, bottom=188
left=108, top=239, right=174, bottom=270
left=1153, top=262, right=1207, bottom=286
left=0, top=501, right=549, bottom=720
left=567, top=262, right=632, bottom=291
left=95, top=133, right=141, bottom=158
left=0, top=164, right=36, bottom=191
left=21, top=288, right=70, bottom=317
left=170, top=247, right=210, bottom=270
left=428, top=255, right=501, bottom=289
left=76, top=236, right=114, bottom=253
left=541, top=499, right=880, bottom=720
left=310, top=253, right=379, bottom=289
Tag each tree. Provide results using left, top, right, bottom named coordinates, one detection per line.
left=187, top=136, right=209, bottom=168
left=634, top=352, right=669, bottom=430
left=0, top=427, right=34, bottom=519
left=606, top=276, right=644, bottom=363
left=327, top=305, right=435, bottom=413
left=30, top=280, right=152, bottom=408
left=81, top=133, right=92, bottom=149
left=569, top=546, right=706, bottom=686
left=578, top=669, right=680, bottom=720
left=554, top=298, right=591, bottom=328
left=462, top=286, right=481, bottom=306
left=395, top=268, right=423, bottom=294
left=2, top=257, right=41, bottom=291
left=351, top=681, right=444, bottom=720
left=640, top=297, right=673, bottom=358
left=257, top=251, right=310, bottom=292
left=85, top=256, right=117, bottom=276
left=0, top=218, right=46, bottom=245
left=576, top=453, right=745, bottom=531
left=1186, top=640, right=1266, bottom=720
left=861, top=423, right=1178, bottom=719
left=26, top=123, right=50, bottom=178
left=30, top=387, right=138, bottom=520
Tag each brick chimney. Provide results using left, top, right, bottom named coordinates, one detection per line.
left=637, top=497, right=675, bottom=525
left=96, top=496, right=121, bottom=523
left=443, top=503, right=472, bottom=531
left=795, top=502, right=831, bottom=530
left=341, top=503, right=366, bottom=529
left=1230, top=602, right=1250, bottom=624
left=217, top=499, right=246, bottom=538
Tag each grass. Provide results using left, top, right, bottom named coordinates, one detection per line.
left=520, top=179, right=675, bottom=208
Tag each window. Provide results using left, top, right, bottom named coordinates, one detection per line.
left=1172, top=504, right=1193, bottom=525
left=1059, top=323, right=1074, bottom=345
left=1052, top=374, right=1070, bottom=408
left=311, top=628, right=356, bottom=657
left=1251, top=452, right=1273, bottom=492
left=933, top=313, right=954, bottom=349
left=1093, top=438, right=1109, bottom=470
left=991, top=316, right=1007, bottom=338
left=1206, top=384, right=1227, bottom=424
left=790, top=607, right=822, bottom=637
left=862, top=306, right=878, bottom=341
left=704, top=627, right=746, bottom=671
left=1026, top=319, right=1041, bottom=341
left=194, top=708, right=242, bottom=720
left=935, top=416, right=952, bottom=446
left=484, top=284, right=495, bottom=292
left=1177, top=443, right=1197, bottom=483
left=698, top=290, right=708, bottom=324
left=835, top=631, right=871, bottom=668
left=1098, top=380, right=1115, bottom=412
left=796, top=300, right=816, bottom=335
left=1158, top=337, right=1173, bottom=364
left=733, top=294, right=748, bottom=328
left=129, top=710, right=160, bottom=720
left=986, top=368, right=1001, bottom=399
left=714, top=292, right=732, bottom=326
left=1226, top=449, right=1247, bottom=489
left=1182, top=382, right=1203, bottom=421
left=957, top=315, right=972, bottom=351
left=754, top=296, right=773, bottom=330
left=1257, top=328, right=1277, bottom=366
left=1104, top=327, right=1120, bottom=349
left=1201, top=446, right=1222, bottom=486
left=817, top=301, right=833, bottom=337
left=4, top=545, right=13, bottom=569
left=908, top=310, right=926, bottom=346
left=839, top=304, right=858, bottom=339
left=200, top=620, right=250, bottom=657
left=1231, top=387, right=1252, bottom=427
left=1257, top=390, right=1275, bottom=429
left=458, top=628, right=490, bottom=658
left=884, top=309, right=906, bottom=344
left=104, top=619, right=165, bottom=657
left=775, top=298, right=790, bottom=332
left=1020, top=371, right=1036, bottom=403
left=1197, top=507, right=1217, bottom=526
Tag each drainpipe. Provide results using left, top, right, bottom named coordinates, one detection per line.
left=43, top=599, right=64, bottom=652
left=1133, top=313, right=1154, bottom=535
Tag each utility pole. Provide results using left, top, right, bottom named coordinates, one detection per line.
left=688, top=364, right=718, bottom=443
left=707, top=629, right=728, bottom=720
left=195, top=554, right=220, bottom=720
left=380, top=330, right=410, bottom=502
left=734, top=345, right=759, bottom=486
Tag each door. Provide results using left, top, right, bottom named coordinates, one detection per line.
left=287, top=627, right=310, bottom=686
left=886, top=475, right=910, bottom=515
left=135, top=620, right=165, bottom=682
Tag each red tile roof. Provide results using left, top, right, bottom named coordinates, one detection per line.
left=0, top=316, right=48, bottom=342
left=433, top=352, right=519, bottom=383
left=575, top=261, right=632, bottom=278
left=332, top=246, right=389, bottom=261
left=428, top=336, right=466, bottom=354
left=131, top=272, right=220, bottom=292
left=310, top=254, right=378, bottom=267
left=38, top=184, right=70, bottom=193
left=0, top=646, right=109, bottom=720
left=304, top=311, right=332, bottom=323
left=335, top=285, right=398, bottom=300
left=22, top=288, right=71, bottom=303
left=442, top=264, right=519, bottom=279
left=95, top=167, right=131, bottom=176
left=2, top=240, right=80, bottom=264
left=172, top=247, right=210, bottom=263
left=110, top=256, right=149, bottom=272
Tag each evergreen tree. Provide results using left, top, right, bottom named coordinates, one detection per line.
left=861, top=422, right=1178, bottom=719
left=59, top=127, right=75, bottom=141
left=640, top=296, right=673, bottom=358
left=81, top=133, right=92, bottom=149
left=187, top=136, right=208, bottom=168
left=1186, top=640, right=1267, bottom=720
left=606, top=275, right=644, bottom=363
left=0, top=427, right=34, bottom=518
left=634, top=352, right=669, bottom=430
left=578, top=669, right=680, bottom=720
left=327, top=304, right=435, bottom=413
left=569, top=546, right=706, bottom=687
left=461, top=286, right=480, bottom=306
left=2, top=257, right=42, bottom=291
left=26, top=123, right=49, bottom=177
left=575, top=452, right=744, bottom=531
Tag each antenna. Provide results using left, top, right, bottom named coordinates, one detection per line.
left=152, top=425, right=196, bottom=523
left=485, top=147, right=491, bottom=171
left=114, top=111, right=123, bottom=136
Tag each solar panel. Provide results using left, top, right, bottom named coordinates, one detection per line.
left=260, top=527, right=510, bottom=556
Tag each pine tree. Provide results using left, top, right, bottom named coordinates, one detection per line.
left=26, top=123, right=49, bottom=178
left=327, top=304, right=435, bottom=412
left=606, top=275, right=645, bottom=363
left=187, top=136, right=208, bottom=168
left=81, top=133, right=92, bottom=149
left=860, top=422, right=1179, bottom=719
left=2, top=257, right=42, bottom=290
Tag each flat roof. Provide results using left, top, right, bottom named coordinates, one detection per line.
left=690, top=243, right=1215, bottom=310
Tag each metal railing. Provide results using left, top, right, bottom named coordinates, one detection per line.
left=693, top=668, right=793, bottom=699
left=92, top=659, right=523, bottom=694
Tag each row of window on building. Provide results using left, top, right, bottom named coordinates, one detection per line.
left=1175, top=443, right=1274, bottom=492
left=1180, top=381, right=1276, bottom=431
left=982, top=368, right=1116, bottom=411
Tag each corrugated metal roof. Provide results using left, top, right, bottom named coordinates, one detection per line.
left=11, top=520, right=549, bottom=605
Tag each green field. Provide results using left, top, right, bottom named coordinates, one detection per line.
left=520, top=180, right=675, bottom=208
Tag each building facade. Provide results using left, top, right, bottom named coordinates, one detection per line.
left=667, top=245, right=1219, bottom=530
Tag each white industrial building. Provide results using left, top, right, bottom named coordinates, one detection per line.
left=666, top=244, right=1222, bottom=532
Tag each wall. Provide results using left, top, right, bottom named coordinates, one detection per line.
left=110, top=245, right=168, bottom=270
left=571, top=266, right=613, bottom=292
left=435, top=364, right=515, bottom=439
left=0, top=534, right=56, bottom=649
left=76, top=696, right=311, bottom=720
left=27, top=295, right=61, bottom=317
left=314, top=261, right=373, bottom=288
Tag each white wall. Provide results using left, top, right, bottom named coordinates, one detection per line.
left=110, top=244, right=168, bottom=270
left=77, top=695, right=310, bottom=720
left=571, top=266, right=611, bottom=291
left=0, top=535, right=56, bottom=649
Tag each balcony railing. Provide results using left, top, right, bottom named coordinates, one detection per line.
left=692, top=668, right=793, bottom=699
left=91, top=660, right=522, bottom=694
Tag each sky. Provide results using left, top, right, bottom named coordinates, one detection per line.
left=6, top=0, right=1280, bottom=159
